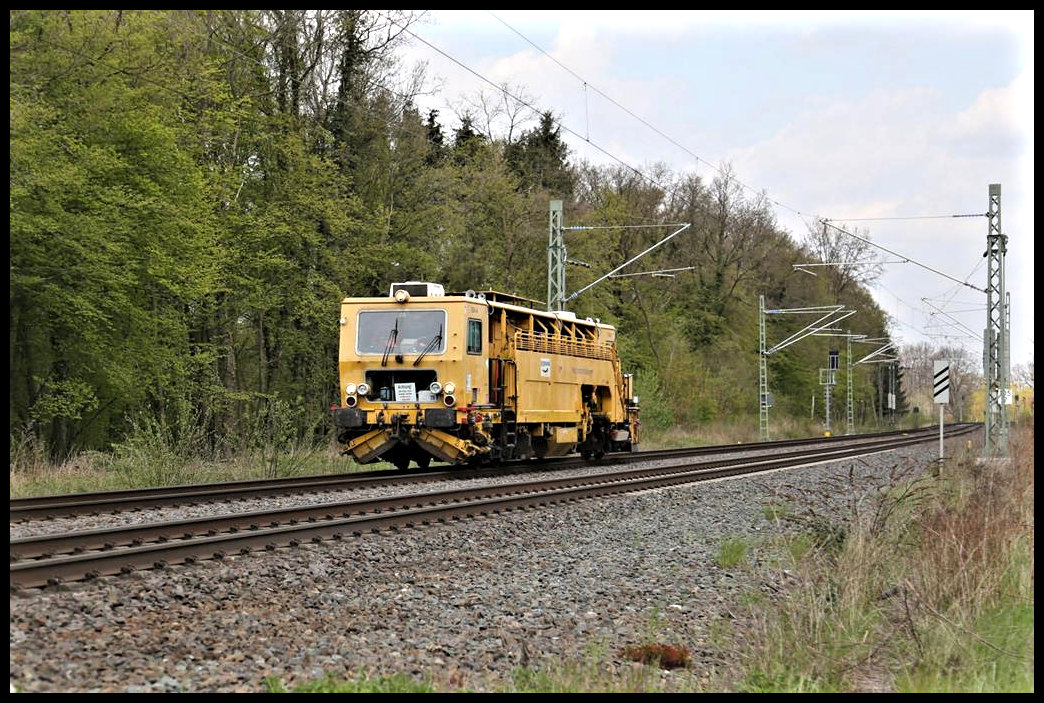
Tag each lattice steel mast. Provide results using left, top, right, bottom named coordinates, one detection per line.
left=846, top=332, right=855, bottom=435
left=547, top=200, right=566, bottom=312
left=983, top=183, right=1009, bottom=456
left=759, top=295, right=769, bottom=440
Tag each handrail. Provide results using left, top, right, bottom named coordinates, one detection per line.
left=513, top=330, right=616, bottom=361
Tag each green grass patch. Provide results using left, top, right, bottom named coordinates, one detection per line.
left=715, top=536, right=750, bottom=569
left=738, top=588, right=769, bottom=608
left=9, top=450, right=381, bottom=498
left=9, top=428, right=396, bottom=498
left=502, top=652, right=674, bottom=693
left=740, top=669, right=845, bottom=693
left=897, top=601, right=1034, bottom=693
left=782, top=533, right=815, bottom=564
left=761, top=501, right=790, bottom=521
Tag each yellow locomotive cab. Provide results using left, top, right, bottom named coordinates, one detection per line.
left=331, top=282, right=640, bottom=469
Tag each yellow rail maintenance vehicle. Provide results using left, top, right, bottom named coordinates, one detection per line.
left=332, top=282, right=640, bottom=469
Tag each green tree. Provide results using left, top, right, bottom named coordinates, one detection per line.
left=505, top=110, right=575, bottom=197
left=10, top=10, right=223, bottom=456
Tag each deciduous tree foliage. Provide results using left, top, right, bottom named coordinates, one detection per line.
left=11, top=10, right=220, bottom=454
left=10, top=10, right=898, bottom=458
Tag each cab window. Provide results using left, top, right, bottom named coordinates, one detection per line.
left=356, top=309, right=446, bottom=355
left=467, top=318, right=482, bottom=354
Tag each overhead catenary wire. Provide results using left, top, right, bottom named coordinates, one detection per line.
left=609, top=266, right=696, bottom=279
left=399, top=9, right=843, bottom=257
left=383, top=13, right=741, bottom=295
left=383, top=12, right=675, bottom=196
left=921, top=298, right=983, bottom=343
left=488, top=11, right=714, bottom=172
left=824, top=213, right=987, bottom=221
left=819, top=220, right=986, bottom=295
left=486, top=9, right=827, bottom=229
left=483, top=11, right=990, bottom=246
left=564, top=223, right=690, bottom=231
left=479, top=12, right=995, bottom=303
left=566, top=223, right=692, bottom=301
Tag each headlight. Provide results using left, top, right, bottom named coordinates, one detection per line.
left=345, top=383, right=357, bottom=396
left=357, top=382, right=370, bottom=396
left=429, top=381, right=442, bottom=394
left=443, top=381, right=456, bottom=395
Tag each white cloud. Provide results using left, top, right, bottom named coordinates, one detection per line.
left=941, top=74, right=1027, bottom=159
left=404, top=10, right=1033, bottom=365
left=725, top=73, right=1031, bottom=364
left=729, top=88, right=950, bottom=212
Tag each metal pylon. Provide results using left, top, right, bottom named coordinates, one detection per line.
left=759, top=295, right=769, bottom=441
left=824, top=383, right=832, bottom=433
left=889, top=362, right=896, bottom=426
left=845, top=332, right=854, bottom=435
left=983, top=184, right=1008, bottom=457
left=547, top=200, right=565, bottom=312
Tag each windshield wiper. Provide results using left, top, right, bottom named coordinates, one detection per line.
left=412, top=324, right=443, bottom=367
left=381, top=317, right=400, bottom=367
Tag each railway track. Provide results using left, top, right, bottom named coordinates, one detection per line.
left=10, top=424, right=979, bottom=590
left=9, top=425, right=962, bottom=522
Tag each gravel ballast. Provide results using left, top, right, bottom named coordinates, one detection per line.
left=10, top=443, right=950, bottom=692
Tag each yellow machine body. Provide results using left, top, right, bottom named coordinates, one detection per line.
left=331, top=283, right=640, bottom=468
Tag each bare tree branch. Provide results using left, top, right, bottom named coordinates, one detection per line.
left=804, top=220, right=883, bottom=302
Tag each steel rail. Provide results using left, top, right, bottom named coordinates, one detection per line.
left=12, top=429, right=958, bottom=559
left=10, top=425, right=961, bottom=521
left=11, top=425, right=978, bottom=590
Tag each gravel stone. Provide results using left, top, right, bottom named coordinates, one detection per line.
left=10, top=442, right=951, bottom=692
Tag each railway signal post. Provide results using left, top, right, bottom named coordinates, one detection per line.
left=934, top=359, right=950, bottom=466
left=821, top=354, right=838, bottom=436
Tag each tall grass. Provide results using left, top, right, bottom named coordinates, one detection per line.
left=641, top=412, right=906, bottom=450
left=731, top=422, right=1034, bottom=692
left=9, top=406, right=373, bottom=498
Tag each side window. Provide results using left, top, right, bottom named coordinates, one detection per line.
left=467, top=318, right=482, bottom=354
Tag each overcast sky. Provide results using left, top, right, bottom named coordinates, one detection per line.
left=396, top=10, right=1033, bottom=370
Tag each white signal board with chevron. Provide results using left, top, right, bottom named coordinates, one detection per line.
left=933, top=360, right=951, bottom=404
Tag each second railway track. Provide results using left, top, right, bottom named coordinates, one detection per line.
left=11, top=424, right=978, bottom=590
left=10, top=425, right=965, bottom=522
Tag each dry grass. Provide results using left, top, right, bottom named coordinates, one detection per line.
left=727, top=421, right=1034, bottom=693
left=9, top=427, right=378, bottom=499
left=642, top=412, right=913, bottom=450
